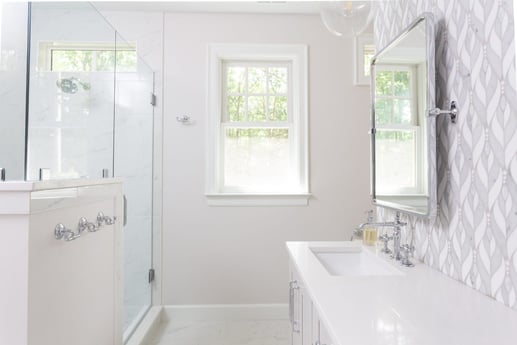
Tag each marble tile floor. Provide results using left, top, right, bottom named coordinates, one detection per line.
left=144, top=319, right=291, bottom=345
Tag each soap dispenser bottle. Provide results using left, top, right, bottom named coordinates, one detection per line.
left=362, top=210, right=377, bottom=246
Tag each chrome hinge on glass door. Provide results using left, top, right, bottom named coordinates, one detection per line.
left=148, top=268, right=155, bottom=283
left=150, top=93, right=156, bottom=106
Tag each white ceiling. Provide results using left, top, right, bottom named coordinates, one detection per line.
left=92, top=1, right=323, bottom=14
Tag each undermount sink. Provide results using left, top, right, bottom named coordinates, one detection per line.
left=310, top=244, right=404, bottom=277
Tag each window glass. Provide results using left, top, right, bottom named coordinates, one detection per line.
left=50, top=49, right=137, bottom=72
left=226, top=66, right=246, bottom=94
left=248, top=96, right=267, bottom=122
left=268, top=67, right=288, bottom=93
left=268, top=96, right=288, bottom=121
left=376, top=129, right=416, bottom=191
left=248, top=67, right=267, bottom=94
left=224, top=128, right=290, bottom=187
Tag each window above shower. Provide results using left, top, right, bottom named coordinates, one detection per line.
left=38, top=42, right=137, bottom=72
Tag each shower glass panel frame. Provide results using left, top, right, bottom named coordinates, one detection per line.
left=114, top=31, right=155, bottom=341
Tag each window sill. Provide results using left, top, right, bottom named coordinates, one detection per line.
left=205, top=193, right=311, bottom=206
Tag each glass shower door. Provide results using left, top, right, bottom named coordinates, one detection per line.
left=113, top=33, right=155, bottom=339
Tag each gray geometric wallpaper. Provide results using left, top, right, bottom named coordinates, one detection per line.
left=374, top=0, right=517, bottom=310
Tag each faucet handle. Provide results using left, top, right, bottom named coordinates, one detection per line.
left=351, top=227, right=363, bottom=241
left=379, top=233, right=392, bottom=254
left=400, top=244, right=415, bottom=267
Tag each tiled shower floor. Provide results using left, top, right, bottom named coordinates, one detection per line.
left=144, top=318, right=290, bottom=345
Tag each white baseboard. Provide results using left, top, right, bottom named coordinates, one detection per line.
left=163, top=303, right=289, bottom=322
left=125, top=306, right=163, bottom=345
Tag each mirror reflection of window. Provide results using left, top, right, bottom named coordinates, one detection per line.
left=363, top=44, right=375, bottom=77
left=375, top=65, right=423, bottom=195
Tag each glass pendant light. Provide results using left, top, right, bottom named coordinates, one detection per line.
left=320, top=1, right=373, bottom=37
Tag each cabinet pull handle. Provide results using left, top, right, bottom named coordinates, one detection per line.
left=289, top=280, right=300, bottom=333
left=289, top=280, right=295, bottom=329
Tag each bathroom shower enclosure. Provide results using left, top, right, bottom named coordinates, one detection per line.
left=0, top=2, right=156, bottom=341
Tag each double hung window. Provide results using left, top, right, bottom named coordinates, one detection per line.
left=207, top=45, right=308, bottom=205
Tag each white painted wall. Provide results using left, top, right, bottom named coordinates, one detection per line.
left=162, top=13, right=371, bottom=304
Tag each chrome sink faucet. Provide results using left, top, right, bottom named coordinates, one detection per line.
left=356, top=211, right=411, bottom=265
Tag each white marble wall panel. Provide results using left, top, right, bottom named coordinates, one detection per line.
left=0, top=3, right=29, bottom=181
left=374, top=0, right=517, bottom=310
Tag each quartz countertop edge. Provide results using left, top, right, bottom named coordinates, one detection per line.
left=0, top=178, right=124, bottom=191
left=286, top=241, right=517, bottom=345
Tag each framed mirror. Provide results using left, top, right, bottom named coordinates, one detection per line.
left=370, top=13, right=436, bottom=217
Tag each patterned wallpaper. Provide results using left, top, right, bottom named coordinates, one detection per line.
left=373, top=0, right=517, bottom=310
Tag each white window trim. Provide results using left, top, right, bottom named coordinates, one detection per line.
left=206, top=44, right=309, bottom=206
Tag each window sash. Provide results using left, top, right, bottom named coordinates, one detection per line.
left=219, top=121, right=295, bottom=192
left=222, top=61, right=292, bottom=124
left=375, top=65, right=418, bottom=126
left=375, top=126, right=423, bottom=194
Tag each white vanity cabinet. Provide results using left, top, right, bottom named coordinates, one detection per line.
left=289, top=262, right=332, bottom=345
left=0, top=179, right=124, bottom=345
left=311, top=307, right=333, bottom=345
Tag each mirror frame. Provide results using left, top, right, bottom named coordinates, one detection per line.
left=370, top=13, right=436, bottom=218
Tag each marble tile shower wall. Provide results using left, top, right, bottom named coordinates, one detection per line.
left=374, top=0, right=517, bottom=309
left=0, top=3, right=29, bottom=181
left=27, top=72, right=115, bottom=180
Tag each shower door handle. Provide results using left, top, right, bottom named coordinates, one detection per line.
left=123, top=195, right=128, bottom=226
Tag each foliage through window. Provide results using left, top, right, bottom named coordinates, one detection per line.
left=39, top=42, right=137, bottom=72
left=51, top=49, right=137, bottom=72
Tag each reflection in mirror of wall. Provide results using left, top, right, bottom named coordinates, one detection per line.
left=370, top=13, right=436, bottom=217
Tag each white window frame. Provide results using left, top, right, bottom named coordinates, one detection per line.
left=206, top=44, right=309, bottom=206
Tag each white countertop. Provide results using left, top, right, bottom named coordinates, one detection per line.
left=0, top=178, right=124, bottom=192
left=286, top=241, right=517, bottom=345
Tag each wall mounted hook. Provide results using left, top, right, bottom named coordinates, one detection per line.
left=176, top=115, right=193, bottom=125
